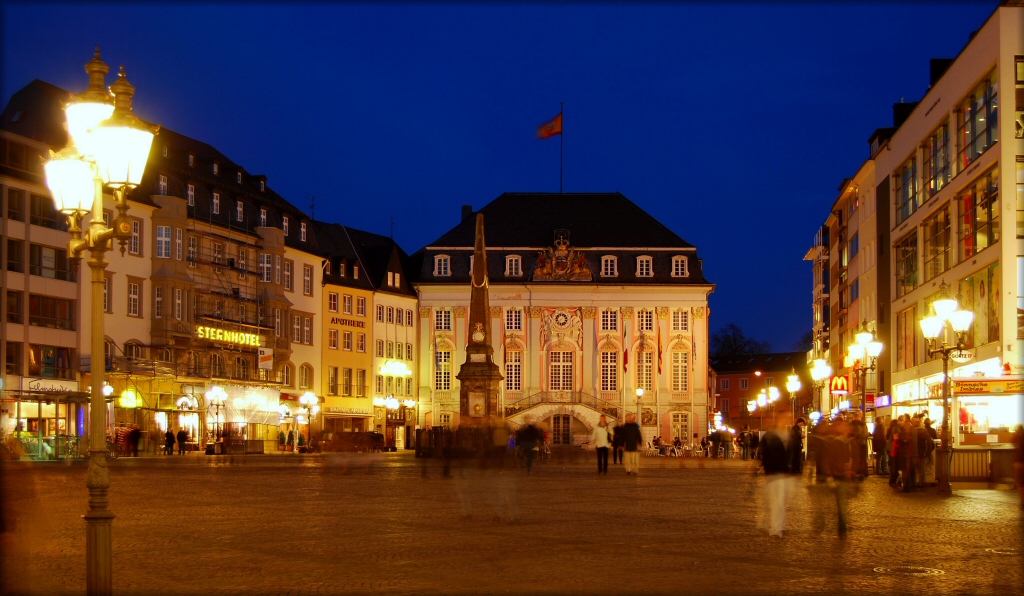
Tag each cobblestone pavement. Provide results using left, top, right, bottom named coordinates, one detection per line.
left=1, top=452, right=1021, bottom=596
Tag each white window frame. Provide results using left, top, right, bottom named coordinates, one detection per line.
left=601, top=351, right=618, bottom=392
left=343, top=331, right=353, bottom=351
left=128, top=282, right=140, bottom=317
left=549, top=351, right=574, bottom=392
left=129, top=220, right=141, bottom=255
left=187, top=184, right=195, bottom=206
left=357, top=334, right=366, bottom=353
left=284, top=261, right=293, bottom=291
left=672, top=309, right=689, bottom=332
left=671, top=256, right=688, bottom=277
left=435, top=351, right=451, bottom=391
left=505, top=255, right=522, bottom=277
left=328, top=329, right=339, bottom=350
left=601, top=256, right=617, bottom=277
left=300, top=222, right=307, bottom=241
left=303, top=317, right=312, bottom=344
left=434, top=255, right=451, bottom=276
left=174, top=288, right=183, bottom=320
left=158, top=174, right=168, bottom=195
left=303, top=265, right=313, bottom=295
left=236, top=200, right=244, bottom=222
left=434, top=309, right=452, bottom=331
left=260, top=208, right=267, bottom=226
left=600, top=309, right=618, bottom=332
left=212, top=192, right=220, bottom=214
left=355, top=296, right=364, bottom=316
left=720, top=378, right=730, bottom=391
left=156, top=225, right=171, bottom=258
left=328, top=292, right=339, bottom=313
left=638, top=309, right=654, bottom=332
left=175, top=229, right=183, bottom=260
left=505, top=308, right=522, bottom=331
left=376, top=304, right=384, bottom=322
left=671, top=351, right=689, bottom=392
left=505, top=350, right=522, bottom=391
left=154, top=286, right=163, bottom=318
left=636, top=256, right=653, bottom=277
left=282, top=216, right=289, bottom=236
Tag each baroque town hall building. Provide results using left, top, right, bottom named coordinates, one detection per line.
left=412, top=195, right=714, bottom=444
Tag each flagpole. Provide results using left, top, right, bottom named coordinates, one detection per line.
left=559, top=102, right=564, bottom=193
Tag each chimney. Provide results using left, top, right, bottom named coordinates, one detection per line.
left=892, top=100, right=919, bottom=129
left=929, top=58, right=954, bottom=86
left=461, top=204, right=474, bottom=221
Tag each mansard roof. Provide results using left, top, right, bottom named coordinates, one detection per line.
left=413, top=192, right=710, bottom=286
left=426, top=192, right=696, bottom=249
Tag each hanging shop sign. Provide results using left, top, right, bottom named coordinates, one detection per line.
left=949, top=349, right=974, bottom=363
left=829, top=375, right=849, bottom=396
left=952, top=378, right=1024, bottom=394
left=196, top=325, right=262, bottom=347
left=258, top=348, right=274, bottom=370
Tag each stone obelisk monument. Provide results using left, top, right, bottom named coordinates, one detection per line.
left=456, top=213, right=503, bottom=422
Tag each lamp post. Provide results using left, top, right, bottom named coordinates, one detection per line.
left=786, top=368, right=802, bottom=420
left=43, top=49, right=155, bottom=596
left=919, top=280, right=974, bottom=495
left=635, top=387, right=644, bottom=421
left=205, top=385, right=227, bottom=445
left=299, top=391, right=319, bottom=445
left=845, top=322, right=883, bottom=411
left=809, top=359, right=832, bottom=415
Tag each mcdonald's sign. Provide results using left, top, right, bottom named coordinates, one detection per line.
left=830, top=375, right=849, bottom=396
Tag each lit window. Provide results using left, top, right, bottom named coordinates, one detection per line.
left=188, top=153, right=194, bottom=167
left=435, top=351, right=451, bottom=390
left=672, top=352, right=689, bottom=392
left=376, top=304, right=384, bottom=322
left=600, top=352, right=618, bottom=392
left=505, top=351, right=522, bottom=391
left=329, top=329, right=339, bottom=350
left=237, top=171, right=242, bottom=183
left=356, top=297, right=366, bottom=316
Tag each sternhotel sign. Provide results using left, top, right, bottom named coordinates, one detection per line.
left=195, top=326, right=262, bottom=347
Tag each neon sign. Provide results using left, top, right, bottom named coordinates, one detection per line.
left=196, top=326, right=262, bottom=347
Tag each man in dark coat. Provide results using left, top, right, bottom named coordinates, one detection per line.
left=789, top=417, right=806, bottom=475
left=516, top=419, right=543, bottom=474
left=164, top=429, right=176, bottom=455
left=760, top=412, right=798, bottom=537
left=127, top=425, right=141, bottom=457
left=618, top=414, right=644, bottom=476
left=176, top=428, right=188, bottom=455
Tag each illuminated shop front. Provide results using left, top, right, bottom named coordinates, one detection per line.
left=891, top=357, right=1021, bottom=447
left=1, top=377, right=91, bottom=459
left=203, top=385, right=282, bottom=454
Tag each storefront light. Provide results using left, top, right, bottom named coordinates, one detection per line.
left=401, top=399, right=417, bottom=409
left=380, top=360, right=412, bottom=377
left=118, top=389, right=137, bottom=408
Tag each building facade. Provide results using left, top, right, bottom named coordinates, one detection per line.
left=710, top=352, right=813, bottom=432
left=413, top=194, right=714, bottom=446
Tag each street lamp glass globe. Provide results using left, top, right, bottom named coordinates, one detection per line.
left=948, top=309, right=974, bottom=333
left=757, top=394, right=767, bottom=407
left=768, top=386, right=780, bottom=401
left=847, top=343, right=866, bottom=360
left=635, top=388, right=644, bottom=398
left=919, top=316, right=944, bottom=339
left=855, top=329, right=873, bottom=346
left=786, top=374, right=801, bottom=393
left=866, top=340, right=883, bottom=358
left=44, top=153, right=96, bottom=214
left=932, top=296, right=958, bottom=319
left=65, top=101, right=114, bottom=159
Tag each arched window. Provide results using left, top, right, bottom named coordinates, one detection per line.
left=637, top=350, right=654, bottom=393
left=236, top=357, right=250, bottom=381
left=187, top=351, right=199, bottom=375
left=124, top=342, right=143, bottom=360
left=671, top=351, right=689, bottom=392
left=282, top=363, right=292, bottom=387
left=162, top=347, right=175, bottom=362
left=300, top=364, right=313, bottom=389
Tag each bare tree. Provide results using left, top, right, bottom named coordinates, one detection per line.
left=711, top=324, right=771, bottom=358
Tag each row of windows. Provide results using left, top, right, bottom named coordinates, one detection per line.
left=894, top=70, right=999, bottom=225
left=328, top=293, right=367, bottom=316
left=375, top=305, right=415, bottom=326
left=433, top=254, right=690, bottom=278
left=433, top=349, right=690, bottom=393
left=893, top=165, right=1001, bottom=297
left=718, top=377, right=774, bottom=391
left=326, top=367, right=368, bottom=396
left=328, top=329, right=366, bottom=352
left=4, top=188, right=68, bottom=231
left=430, top=307, right=691, bottom=332
left=374, top=375, right=414, bottom=397
left=5, top=240, right=77, bottom=282
left=3, top=342, right=74, bottom=379
left=374, top=340, right=414, bottom=360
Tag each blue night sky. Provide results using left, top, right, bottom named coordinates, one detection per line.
left=2, top=1, right=998, bottom=351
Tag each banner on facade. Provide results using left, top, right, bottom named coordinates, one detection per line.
left=258, top=348, right=273, bottom=370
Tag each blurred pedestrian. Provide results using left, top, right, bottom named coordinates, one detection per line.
left=516, top=418, right=543, bottom=475
left=127, top=425, right=141, bottom=457
left=823, top=417, right=853, bottom=538
left=612, top=423, right=624, bottom=464
left=700, top=435, right=708, bottom=458
left=789, top=417, right=806, bottom=475
left=592, top=415, right=611, bottom=475
left=850, top=411, right=868, bottom=479
left=872, top=420, right=888, bottom=475
left=711, top=429, right=721, bottom=459
left=176, top=428, right=188, bottom=455
left=760, top=411, right=797, bottom=537
left=164, top=429, right=175, bottom=455
left=739, top=426, right=752, bottom=461
left=619, top=414, right=643, bottom=476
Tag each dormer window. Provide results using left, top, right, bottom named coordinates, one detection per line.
left=388, top=272, right=394, bottom=286
left=260, top=180, right=265, bottom=191
left=300, top=222, right=307, bottom=241
left=237, top=171, right=243, bottom=183
left=162, top=145, right=168, bottom=157
left=636, top=256, right=653, bottom=277
left=338, top=261, right=346, bottom=277
left=212, top=192, right=221, bottom=214
left=188, top=153, right=194, bottom=167
left=158, top=175, right=167, bottom=195
left=601, top=256, right=618, bottom=277
left=283, top=216, right=289, bottom=235
left=236, top=200, right=244, bottom=222
left=506, top=255, right=522, bottom=277
left=324, top=260, right=332, bottom=275
left=353, top=265, right=359, bottom=279
left=187, top=184, right=195, bottom=206
left=434, top=255, right=451, bottom=277
left=213, top=162, right=219, bottom=175
left=671, top=256, right=688, bottom=277
left=260, top=208, right=267, bottom=226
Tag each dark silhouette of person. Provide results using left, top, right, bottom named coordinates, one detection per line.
left=176, top=428, right=188, bottom=455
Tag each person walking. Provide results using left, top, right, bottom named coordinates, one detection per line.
left=612, top=423, right=624, bottom=464
left=592, top=415, right=611, bottom=475
left=872, top=420, right=888, bottom=475
left=164, top=429, right=175, bottom=455
left=516, top=419, right=543, bottom=475
left=176, top=428, right=188, bottom=455
left=618, top=414, right=643, bottom=476
left=760, top=412, right=797, bottom=537
left=824, top=416, right=853, bottom=538
left=850, top=411, right=869, bottom=479
left=739, top=426, right=752, bottom=461
left=789, top=417, right=806, bottom=475
left=127, top=425, right=141, bottom=457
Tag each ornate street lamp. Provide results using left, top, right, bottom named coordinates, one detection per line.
left=43, top=48, right=155, bottom=596
left=786, top=368, right=802, bottom=420
left=919, top=280, right=974, bottom=495
left=809, top=359, right=832, bottom=415
left=299, top=391, right=319, bottom=444
left=845, top=322, right=883, bottom=410
left=635, top=387, right=645, bottom=422
left=205, top=385, right=227, bottom=443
